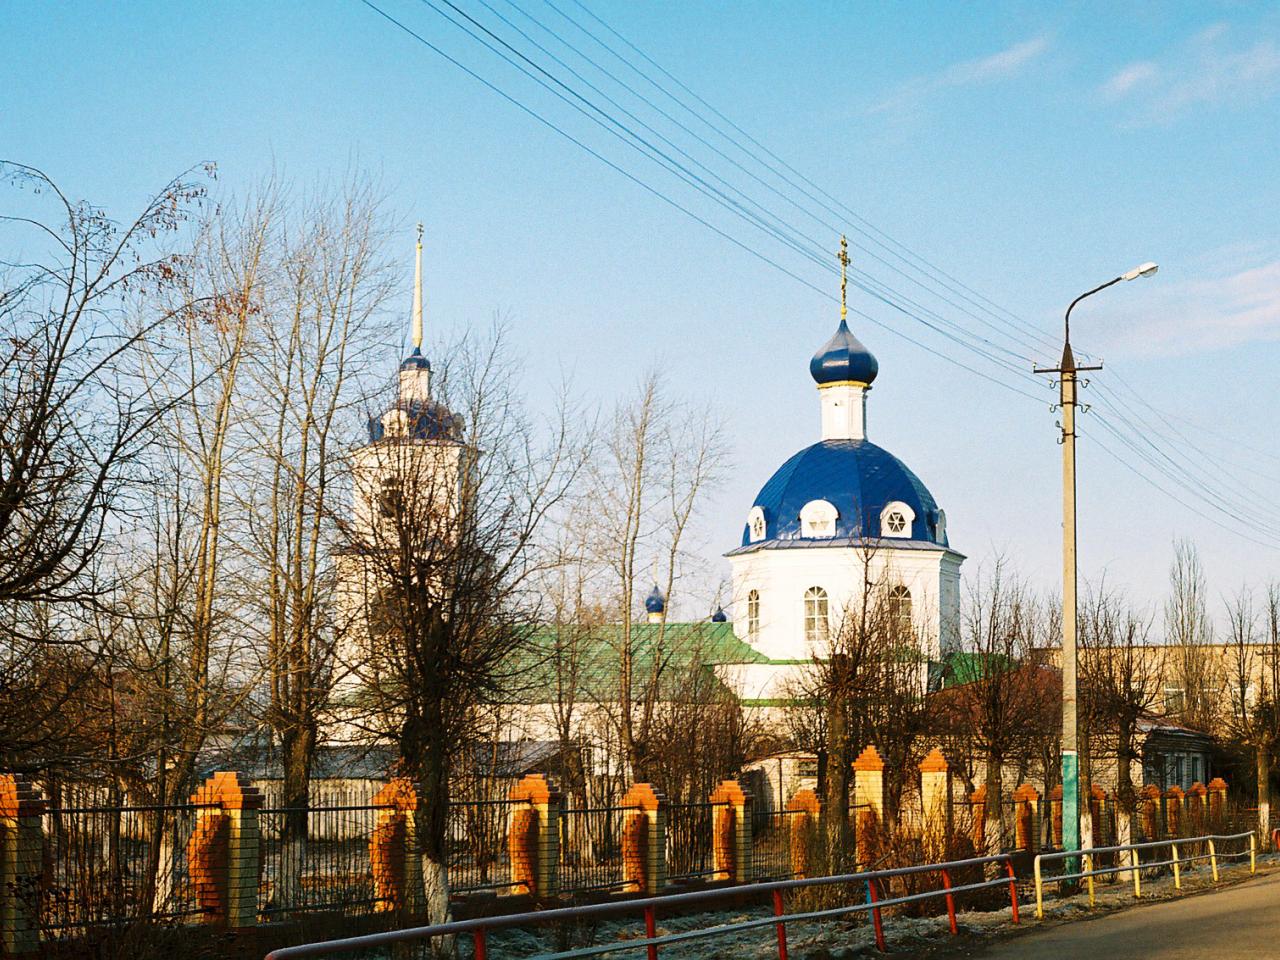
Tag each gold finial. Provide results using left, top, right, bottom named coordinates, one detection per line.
left=838, top=234, right=850, bottom=322
left=412, top=224, right=424, bottom=351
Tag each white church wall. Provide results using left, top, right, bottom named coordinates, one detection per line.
left=729, top=544, right=958, bottom=664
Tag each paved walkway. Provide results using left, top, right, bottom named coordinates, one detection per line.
left=973, top=870, right=1280, bottom=959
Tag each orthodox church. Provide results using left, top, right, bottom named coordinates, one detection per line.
left=330, top=234, right=963, bottom=746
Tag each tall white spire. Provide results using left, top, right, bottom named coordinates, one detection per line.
left=398, top=224, right=432, bottom=405
left=412, top=223, right=424, bottom=351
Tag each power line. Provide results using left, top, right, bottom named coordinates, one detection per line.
left=359, top=0, right=1276, bottom=552
left=418, top=0, right=1044, bottom=379
left=546, top=0, right=1069, bottom=361
left=358, top=0, right=1049, bottom=402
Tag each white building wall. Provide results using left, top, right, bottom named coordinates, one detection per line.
left=729, top=543, right=960, bottom=665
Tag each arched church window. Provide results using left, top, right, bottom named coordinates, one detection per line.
left=378, top=477, right=403, bottom=520
left=804, top=586, right=829, bottom=646
left=888, top=585, right=912, bottom=634
left=747, top=589, right=760, bottom=640
left=747, top=506, right=766, bottom=543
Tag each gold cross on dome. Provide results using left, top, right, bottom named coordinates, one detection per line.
left=838, top=235, right=850, bottom=321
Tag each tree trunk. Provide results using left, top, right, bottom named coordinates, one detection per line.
left=825, top=677, right=852, bottom=870
left=281, top=725, right=315, bottom=911
left=1078, top=733, right=1094, bottom=851
left=1115, top=734, right=1135, bottom=881
left=1258, top=744, right=1271, bottom=849
left=408, top=709, right=452, bottom=957
left=984, top=750, right=1003, bottom=857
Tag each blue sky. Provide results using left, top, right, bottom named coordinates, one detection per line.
left=4, top=1, right=1279, bottom=617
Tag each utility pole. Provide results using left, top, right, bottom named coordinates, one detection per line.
left=1037, top=341, right=1101, bottom=860
left=1036, top=261, right=1157, bottom=863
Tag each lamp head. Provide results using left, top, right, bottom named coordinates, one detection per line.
left=1121, top=261, right=1159, bottom=281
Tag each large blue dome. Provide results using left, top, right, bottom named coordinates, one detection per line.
left=739, top=440, right=947, bottom=547
left=810, top=319, right=879, bottom=385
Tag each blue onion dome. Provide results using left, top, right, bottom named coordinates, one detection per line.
left=644, top=584, right=666, bottom=614
left=367, top=399, right=462, bottom=442
left=711, top=606, right=728, bottom=623
left=400, top=347, right=430, bottom=371
left=810, top=319, right=878, bottom=386
left=738, top=440, right=947, bottom=547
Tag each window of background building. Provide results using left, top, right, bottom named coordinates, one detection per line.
left=747, top=589, right=760, bottom=640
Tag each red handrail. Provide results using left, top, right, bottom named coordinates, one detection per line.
left=264, top=853, right=1020, bottom=960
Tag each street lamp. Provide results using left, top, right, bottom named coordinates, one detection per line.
left=1037, top=261, right=1158, bottom=862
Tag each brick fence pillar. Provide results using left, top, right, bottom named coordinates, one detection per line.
left=370, top=777, right=421, bottom=915
left=1208, top=778, right=1228, bottom=829
left=189, top=771, right=262, bottom=929
left=1013, top=784, right=1040, bottom=853
left=919, top=749, right=951, bottom=860
left=786, top=788, right=822, bottom=880
left=0, top=774, right=45, bottom=955
left=1139, top=784, right=1162, bottom=841
left=709, top=780, right=751, bottom=884
left=1164, top=786, right=1185, bottom=838
left=1049, top=785, right=1063, bottom=849
left=1186, top=782, right=1207, bottom=835
left=620, top=784, right=666, bottom=895
left=1090, top=785, right=1109, bottom=846
left=970, top=785, right=987, bottom=855
left=509, top=774, right=561, bottom=898
left=853, top=745, right=885, bottom=869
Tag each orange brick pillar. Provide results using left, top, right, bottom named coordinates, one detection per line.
left=1139, top=784, right=1162, bottom=841
left=919, top=749, right=951, bottom=860
left=853, top=746, right=885, bottom=869
left=787, top=788, right=822, bottom=879
left=1164, top=786, right=1185, bottom=838
left=621, top=784, right=666, bottom=894
left=509, top=774, right=561, bottom=897
left=1090, top=785, right=1109, bottom=846
left=1013, top=784, right=1040, bottom=853
left=189, top=771, right=263, bottom=928
left=709, top=780, right=751, bottom=883
left=1049, top=785, right=1064, bottom=849
left=1208, top=778, right=1228, bottom=830
left=1186, top=782, right=1207, bottom=835
left=370, top=777, right=421, bottom=914
left=970, top=786, right=987, bottom=855
left=0, top=774, right=46, bottom=955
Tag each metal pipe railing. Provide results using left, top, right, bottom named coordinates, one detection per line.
left=264, top=852, right=1021, bottom=959
left=1032, top=831, right=1256, bottom=917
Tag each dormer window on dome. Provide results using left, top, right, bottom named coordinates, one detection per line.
left=880, top=501, right=915, bottom=538
left=800, top=499, right=839, bottom=538
left=747, top=506, right=767, bottom=543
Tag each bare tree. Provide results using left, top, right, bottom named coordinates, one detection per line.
left=1080, top=587, right=1161, bottom=849
left=342, top=326, right=586, bottom=933
left=1165, top=539, right=1219, bottom=729
left=0, top=162, right=209, bottom=608
left=582, top=371, right=726, bottom=781
left=938, top=560, right=1048, bottom=854
left=1224, top=586, right=1280, bottom=844
left=238, top=178, right=394, bottom=896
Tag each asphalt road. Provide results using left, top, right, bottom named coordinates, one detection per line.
left=972, top=870, right=1280, bottom=959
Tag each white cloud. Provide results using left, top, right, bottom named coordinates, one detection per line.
left=1104, top=259, right=1280, bottom=356
left=1101, top=26, right=1280, bottom=120
left=870, top=37, right=1049, bottom=115
left=1100, top=61, right=1159, bottom=99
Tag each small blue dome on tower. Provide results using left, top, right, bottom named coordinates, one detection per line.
left=400, top=347, right=430, bottom=371
left=810, top=319, right=878, bottom=386
left=644, top=585, right=666, bottom=615
left=711, top=606, right=727, bottom=623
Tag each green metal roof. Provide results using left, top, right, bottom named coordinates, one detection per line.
left=501, top=621, right=771, bottom=704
